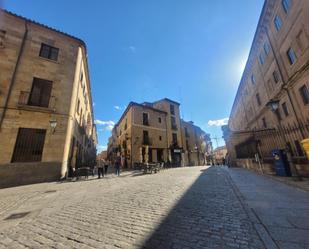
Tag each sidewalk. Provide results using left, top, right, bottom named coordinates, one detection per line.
left=266, top=174, right=309, bottom=192
left=227, top=167, right=309, bottom=249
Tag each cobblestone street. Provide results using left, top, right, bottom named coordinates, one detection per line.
left=0, top=166, right=308, bottom=249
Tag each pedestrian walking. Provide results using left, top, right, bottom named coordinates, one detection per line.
left=104, top=159, right=109, bottom=175
left=97, top=157, right=104, bottom=179
left=115, top=153, right=121, bottom=176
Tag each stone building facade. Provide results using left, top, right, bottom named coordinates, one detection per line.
left=107, top=98, right=212, bottom=168
left=0, top=10, right=97, bottom=187
left=224, top=0, right=309, bottom=175
left=181, top=120, right=212, bottom=166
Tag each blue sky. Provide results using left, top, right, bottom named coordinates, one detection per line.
left=3, top=0, right=264, bottom=152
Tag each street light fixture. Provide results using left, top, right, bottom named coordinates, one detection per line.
left=266, top=99, right=280, bottom=112
left=49, top=119, right=57, bottom=133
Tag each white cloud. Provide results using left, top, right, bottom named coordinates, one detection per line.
left=95, top=120, right=115, bottom=126
left=208, top=118, right=229, bottom=127
left=114, top=105, right=121, bottom=110
left=95, top=119, right=115, bottom=131
left=105, top=124, right=114, bottom=131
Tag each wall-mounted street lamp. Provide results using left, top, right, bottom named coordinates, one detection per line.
left=49, top=119, right=57, bottom=133
left=266, top=99, right=280, bottom=112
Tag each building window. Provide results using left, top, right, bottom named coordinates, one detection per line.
left=172, top=133, right=177, bottom=145
left=262, top=117, right=267, bottom=128
left=251, top=74, right=256, bottom=85
left=77, top=99, right=80, bottom=114
left=39, top=43, right=59, bottom=61
left=273, top=70, right=280, bottom=83
left=282, top=102, right=289, bottom=116
left=158, top=117, right=161, bottom=123
left=185, top=127, right=189, bottom=137
left=282, top=0, right=291, bottom=13
left=171, top=116, right=177, bottom=130
left=299, top=85, right=309, bottom=105
left=255, top=93, right=262, bottom=106
left=263, top=42, right=270, bottom=55
left=80, top=72, right=83, bottom=82
left=170, top=104, right=175, bottom=115
left=274, top=15, right=282, bottom=31
left=28, top=78, right=53, bottom=108
left=80, top=109, right=83, bottom=125
left=0, top=29, right=6, bottom=48
left=159, top=136, right=162, bottom=141
left=124, top=119, right=127, bottom=130
left=143, top=130, right=150, bottom=145
left=256, top=93, right=261, bottom=106
left=11, top=128, right=46, bottom=162
left=259, top=53, right=265, bottom=65
left=186, top=140, right=189, bottom=150
left=143, top=113, right=149, bottom=126
left=287, top=47, right=297, bottom=65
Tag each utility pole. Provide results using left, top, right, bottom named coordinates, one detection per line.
left=212, top=136, right=220, bottom=149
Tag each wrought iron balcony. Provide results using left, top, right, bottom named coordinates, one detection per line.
left=18, top=91, right=56, bottom=112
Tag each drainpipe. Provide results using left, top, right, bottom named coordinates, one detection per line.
left=0, top=21, right=28, bottom=131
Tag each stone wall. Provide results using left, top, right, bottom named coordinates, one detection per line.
left=0, top=161, right=62, bottom=188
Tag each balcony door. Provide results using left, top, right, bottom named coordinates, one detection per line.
left=28, top=77, right=53, bottom=107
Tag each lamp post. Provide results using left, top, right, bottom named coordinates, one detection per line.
left=49, top=119, right=57, bottom=133
left=266, top=99, right=301, bottom=180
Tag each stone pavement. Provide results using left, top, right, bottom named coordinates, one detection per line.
left=228, top=168, right=309, bottom=249
left=0, top=166, right=307, bottom=249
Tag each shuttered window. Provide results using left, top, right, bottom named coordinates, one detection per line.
left=28, top=78, right=53, bottom=108
left=12, top=128, right=46, bottom=162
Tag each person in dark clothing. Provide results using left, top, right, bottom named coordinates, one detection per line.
left=115, top=154, right=121, bottom=176
left=104, top=160, right=109, bottom=175
left=97, top=158, right=104, bottom=179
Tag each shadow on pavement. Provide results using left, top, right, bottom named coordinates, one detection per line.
left=140, top=166, right=263, bottom=249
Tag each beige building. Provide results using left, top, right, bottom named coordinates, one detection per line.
left=213, top=146, right=227, bottom=164
left=107, top=98, right=212, bottom=168
left=181, top=120, right=212, bottom=166
left=0, top=10, right=97, bottom=187
left=224, top=0, right=309, bottom=175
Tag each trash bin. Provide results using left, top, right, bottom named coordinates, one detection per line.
left=272, top=149, right=291, bottom=176
left=301, top=139, right=309, bottom=160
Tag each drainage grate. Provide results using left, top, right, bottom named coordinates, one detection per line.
left=4, top=212, right=31, bottom=220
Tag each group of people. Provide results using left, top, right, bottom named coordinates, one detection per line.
left=96, top=152, right=126, bottom=178
left=96, top=158, right=109, bottom=178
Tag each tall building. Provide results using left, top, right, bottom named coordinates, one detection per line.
left=107, top=98, right=212, bottom=168
left=0, top=10, right=97, bottom=187
left=224, top=0, right=309, bottom=175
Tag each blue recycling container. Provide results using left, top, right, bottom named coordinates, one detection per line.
left=272, top=149, right=291, bottom=176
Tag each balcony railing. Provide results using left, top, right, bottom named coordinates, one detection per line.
left=18, top=91, right=56, bottom=111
